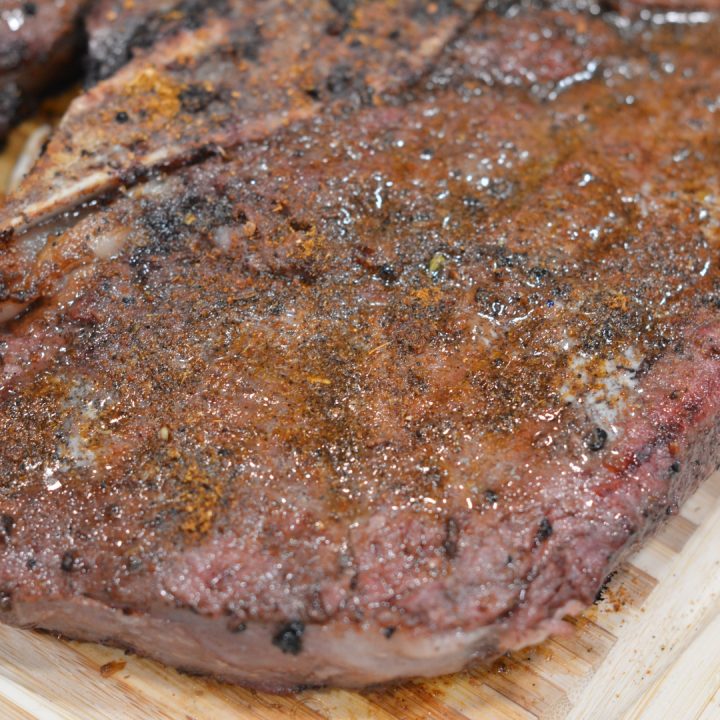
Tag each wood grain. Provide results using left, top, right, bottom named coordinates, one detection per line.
left=0, top=472, right=716, bottom=720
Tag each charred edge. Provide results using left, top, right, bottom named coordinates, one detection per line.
left=272, top=621, right=305, bottom=655
left=594, top=571, right=617, bottom=604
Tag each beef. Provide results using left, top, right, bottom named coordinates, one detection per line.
left=0, top=0, right=719, bottom=692
left=0, top=0, right=88, bottom=141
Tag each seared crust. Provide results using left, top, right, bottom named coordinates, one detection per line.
left=0, top=0, right=719, bottom=690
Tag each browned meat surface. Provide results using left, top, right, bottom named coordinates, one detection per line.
left=0, top=0, right=719, bottom=691
left=0, top=0, right=88, bottom=140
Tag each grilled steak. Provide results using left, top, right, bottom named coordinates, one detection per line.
left=0, top=0, right=88, bottom=141
left=0, top=0, right=719, bottom=691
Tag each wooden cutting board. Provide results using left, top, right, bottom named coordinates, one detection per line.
left=0, top=470, right=717, bottom=720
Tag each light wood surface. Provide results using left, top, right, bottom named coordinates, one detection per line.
left=0, top=471, right=716, bottom=720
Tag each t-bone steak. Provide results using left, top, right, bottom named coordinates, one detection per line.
left=0, top=0, right=718, bottom=692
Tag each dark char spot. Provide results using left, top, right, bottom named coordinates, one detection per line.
left=179, top=84, right=217, bottom=114
left=484, top=489, right=498, bottom=504
left=535, top=517, right=553, bottom=545
left=670, top=461, right=681, bottom=473
left=272, top=621, right=305, bottom=655
left=60, top=551, right=81, bottom=572
left=443, top=517, right=459, bottom=559
left=0, top=591, right=10, bottom=611
left=115, top=111, right=129, bottom=124
left=376, top=263, right=398, bottom=285
left=383, top=626, right=396, bottom=639
left=585, top=427, right=608, bottom=452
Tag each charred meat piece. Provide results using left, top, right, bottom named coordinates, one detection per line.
left=0, top=0, right=88, bottom=141
left=85, top=0, right=231, bottom=84
left=0, top=0, right=719, bottom=692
